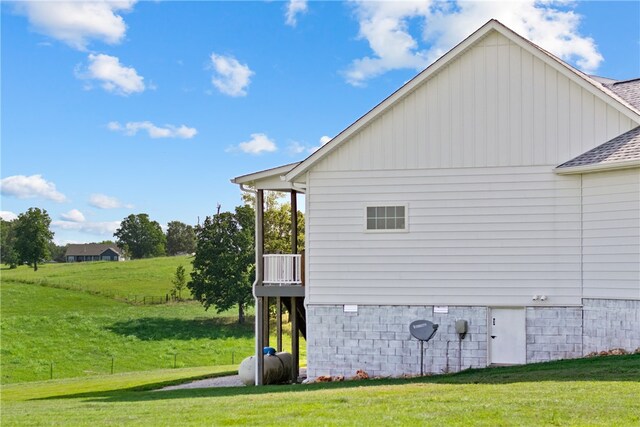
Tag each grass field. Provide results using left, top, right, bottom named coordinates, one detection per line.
left=0, top=281, right=256, bottom=383
left=1, top=355, right=638, bottom=426
left=1, top=270, right=305, bottom=384
left=1, top=256, right=193, bottom=301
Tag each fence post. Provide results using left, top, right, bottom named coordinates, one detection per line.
left=232, top=351, right=235, bottom=365
left=174, top=353, right=177, bottom=369
left=50, top=361, right=53, bottom=380
left=111, top=357, right=114, bottom=374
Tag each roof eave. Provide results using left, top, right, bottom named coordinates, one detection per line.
left=554, top=159, right=640, bottom=175
left=231, top=162, right=303, bottom=192
left=231, top=162, right=300, bottom=185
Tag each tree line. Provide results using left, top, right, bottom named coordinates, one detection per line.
left=1, top=210, right=199, bottom=270
left=3, top=194, right=303, bottom=326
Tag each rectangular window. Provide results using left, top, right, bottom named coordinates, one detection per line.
left=365, top=205, right=407, bottom=231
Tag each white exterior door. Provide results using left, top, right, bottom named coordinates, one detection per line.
left=489, top=308, right=526, bottom=365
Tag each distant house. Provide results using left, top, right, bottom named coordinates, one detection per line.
left=65, top=244, right=124, bottom=262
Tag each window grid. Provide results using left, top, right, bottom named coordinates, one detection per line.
left=366, top=205, right=406, bottom=231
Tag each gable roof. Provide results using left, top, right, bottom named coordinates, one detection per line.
left=65, top=243, right=122, bottom=257
left=284, top=19, right=640, bottom=182
left=555, top=126, right=640, bottom=174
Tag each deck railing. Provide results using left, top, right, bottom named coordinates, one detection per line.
left=263, top=254, right=302, bottom=284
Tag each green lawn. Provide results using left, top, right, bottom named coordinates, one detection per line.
left=1, top=355, right=638, bottom=426
left=1, top=281, right=305, bottom=384
left=1, top=256, right=193, bottom=301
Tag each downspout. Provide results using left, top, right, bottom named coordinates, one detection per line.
left=239, top=184, right=262, bottom=385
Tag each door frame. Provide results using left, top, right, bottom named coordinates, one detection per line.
left=487, top=306, right=526, bottom=366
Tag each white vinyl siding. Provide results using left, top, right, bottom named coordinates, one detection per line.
left=306, top=166, right=582, bottom=306
left=314, top=31, right=637, bottom=174
left=582, top=169, right=640, bottom=300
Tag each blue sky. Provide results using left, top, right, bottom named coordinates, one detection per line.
left=2, top=1, right=639, bottom=244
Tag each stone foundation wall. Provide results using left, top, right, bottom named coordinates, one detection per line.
left=525, top=307, right=583, bottom=363
left=305, top=305, right=488, bottom=379
left=582, top=298, right=640, bottom=353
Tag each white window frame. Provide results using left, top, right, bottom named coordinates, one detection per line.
left=363, top=203, right=409, bottom=233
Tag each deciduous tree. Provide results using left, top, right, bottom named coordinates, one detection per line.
left=166, top=221, right=196, bottom=256
left=170, top=265, right=187, bottom=300
left=242, top=191, right=304, bottom=253
left=47, top=242, right=67, bottom=263
left=1, top=219, right=19, bottom=268
left=114, top=214, right=166, bottom=259
left=14, top=207, right=54, bottom=271
left=188, top=205, right=254, bottom=324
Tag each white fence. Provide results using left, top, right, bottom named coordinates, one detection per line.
left=263, top=254, right=302, bottom=284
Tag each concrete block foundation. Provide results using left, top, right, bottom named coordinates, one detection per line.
left=305, top=299, right=640, bottom=380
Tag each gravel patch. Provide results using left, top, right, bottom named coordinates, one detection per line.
left=159, top=374, right=244, bottom=390
left=158, top=368, right=307, bottom=391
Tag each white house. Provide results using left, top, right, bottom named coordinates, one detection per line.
left=233, top=20, right=640, bottom=383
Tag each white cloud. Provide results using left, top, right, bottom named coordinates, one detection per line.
left=345, top=1, right=603, bottom=86
left=53, top=220, right=120, bottom=236
left=308, top=135, right=332, bottom=153
left=89, top=193, right=133, bottom=209
left=209, top=53, right=254, bottom=97
left=228, top=133, right=277, bottom=155
left=108, top=121, right=197, bottom=139
left=287, top=141, right=307, bottom=155
left=287, top=135, right=332, bottom=155
left=60, top=209, right=85, bottom=222
left=77, top=54, right=145, bottom=95
left=0, top=211, right=18, bottom=221
left=319, top=135, right=332, bottom=145
left=0, top=174, right=66, bottom=202
left=14, top=1, right=136, bottom=51
left=285, top=0, right=308, bottom=27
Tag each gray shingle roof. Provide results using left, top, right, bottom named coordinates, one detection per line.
left=557, top=126, right=640, bottom=169
left=65, top=243, right=122, bottom=257
left=607, top=79, right=640, bottom=110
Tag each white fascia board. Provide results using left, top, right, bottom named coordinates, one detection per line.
left=554, top=159, right=640, bottom=175
left=231, top=162, right=300, bottom=185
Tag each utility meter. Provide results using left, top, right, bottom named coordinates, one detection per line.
left=455, top=319, right=468, bottom=339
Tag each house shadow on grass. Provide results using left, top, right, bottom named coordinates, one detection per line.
left=105, top=316, right=254, bottom=341
left=39, top=354, right=640, bottom=403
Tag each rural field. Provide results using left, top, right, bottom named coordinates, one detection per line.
left=2, top=256, right=194, bottom=302
left=2, top=259, right=638, bottom=426
left=1, top=258, right=304, bottom=384
left=1, top=355, right=638, bottom=426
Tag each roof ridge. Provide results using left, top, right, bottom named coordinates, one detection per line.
left=611, top=77, right=640, bottom=86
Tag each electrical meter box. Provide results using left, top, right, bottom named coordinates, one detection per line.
left=455, top=319, right=468, bottom=337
